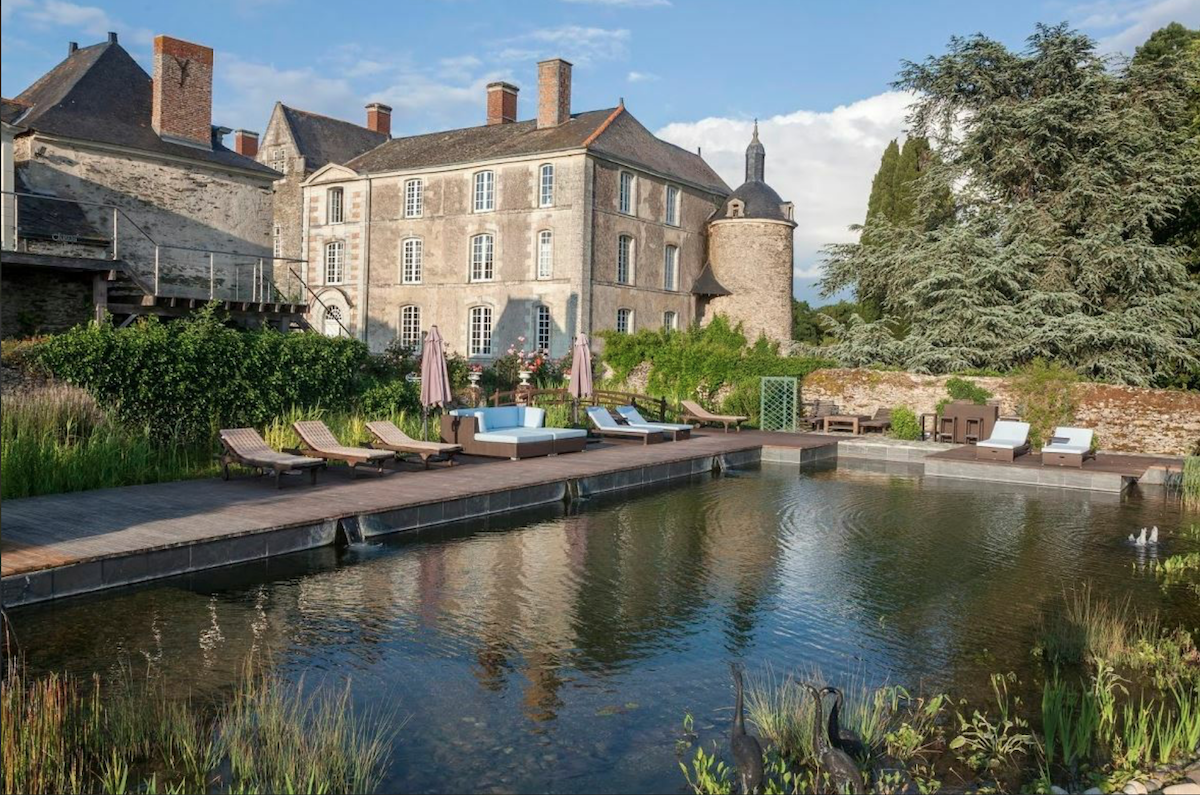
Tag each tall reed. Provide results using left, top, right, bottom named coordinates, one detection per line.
left=1181, top=456, right=1199, bottom=510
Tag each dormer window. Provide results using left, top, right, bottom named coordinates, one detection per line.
left=782, top=202, right=795, bottom=221
left=727, top=199, right=745, bottom=219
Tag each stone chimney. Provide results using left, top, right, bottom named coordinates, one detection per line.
left=537, top=58, right=572, bottom=129
left=233, top=129, right=259, bottom=158
left=68, top=42, right=78, bottom=56
left=487, top=82, right=519, bottom=125
left=152, top=35, right=213, bottom=149
left=366, top=103, right=391, bottom=137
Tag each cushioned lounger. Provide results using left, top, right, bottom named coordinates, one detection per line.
left=975, top=420, right=1031, bottom=463
left=614, top=405, right=692, bottom=441
left=1040, top=426, right=1096, bottom=468
left=587, top=406, right=664, bottom=445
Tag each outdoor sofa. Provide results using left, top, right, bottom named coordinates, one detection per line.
left=614, top=405, right=692, bottom=440
left=975, top=420, right=1032, bottom=462
left=1040, top=426, right=1096, bottom=468
left=219, top=428, right=324, bottom=488
left=680, top=400, right=748, bottom=433
left=292, top=420, right=393, bottom=475
left=442, top=406, right=587, bottom=459
left=366, top=420, right=462, bottom=468
left=586, top=406, right=664, bottom=444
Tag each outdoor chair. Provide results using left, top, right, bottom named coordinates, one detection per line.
left=1040, top=426, right=1096, bottom=468
left=218, top=428, right=324, bottom=488
left=292, top=420, right=394, bottom=475
left=366, top=420, right=462, bottom=468
left=614, top=405, right=692, bottom=441
left=798, top=400, right=838, bottom=431
left=975, top=420, right=1031, bottom=462
left=586, top=406, right=664, bottom=444
left=858, top=408, right=892, bottom=434
left=680, top=400, right=747, bottom=433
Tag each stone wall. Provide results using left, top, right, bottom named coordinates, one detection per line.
left=802, top=368, right=1200, bottom=456
left=1, top=268, right=94, bottom=338
left=703, top=218, right=793, bottom=345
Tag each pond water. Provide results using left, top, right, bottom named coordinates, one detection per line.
left=9, top=461, right=1199, bottom=794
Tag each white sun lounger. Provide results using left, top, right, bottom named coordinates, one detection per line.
left=614, top=405, right=693, bottom=440
left=1040, top=426, right=1095, bottom=467
left=975, top=420, right=1031, bottom=462
left=586, top=406, right=664, bottom=445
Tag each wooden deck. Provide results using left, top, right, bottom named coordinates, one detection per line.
left=925, top=445, right=1178, bottom=476
left=1, top=431, right=836, bottom=604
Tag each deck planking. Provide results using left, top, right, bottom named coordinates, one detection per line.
left=925, top=445, right=1178, bottom=476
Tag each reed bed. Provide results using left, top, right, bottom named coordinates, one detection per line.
left=1183, top=456, right=1200, bottom=510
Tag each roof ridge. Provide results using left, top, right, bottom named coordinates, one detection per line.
left=581, top=105, right=624, bottom=148
left=385, top=107, right=617, bottom=145
left=282, top=104, right=381, bottom=133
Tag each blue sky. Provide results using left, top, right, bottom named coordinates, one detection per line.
left=3, top=0, right=1196, bottom=303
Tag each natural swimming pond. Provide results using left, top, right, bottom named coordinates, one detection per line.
left=8, top=461, right=1199, bottom=793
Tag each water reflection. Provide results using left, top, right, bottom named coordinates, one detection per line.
left=9, top=464, right=1198, bottom=794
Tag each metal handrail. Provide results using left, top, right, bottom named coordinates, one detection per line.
left=287, top=266, right=352, bottom=337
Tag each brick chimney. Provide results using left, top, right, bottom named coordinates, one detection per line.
left=487, top=82, right=519, bottom=125
left=233, top=129, right=259, bottom=158
left=152, top=35, right=213, bottom=149
left=537, top=58, right=572, bottom=129
left=366, top=103, right=391, bottom=137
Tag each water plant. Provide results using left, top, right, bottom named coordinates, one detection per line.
left=1182, top=456, right=1199, bottom=510
left=1040, top=671, right=1099, bottom=773
left=949, top=673, right=1035, bottom=773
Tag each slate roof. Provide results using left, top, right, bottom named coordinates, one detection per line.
left=347, top=106, right=730, bottom=196
left=279, top=105, right=388, bottom=172
left=691, top=262, right=731, bottom=297
left=713, top=179, right=793, bottom=223
left=1, top=98, right=28, bottom=126
left=12, top=41, right=276, bottom=177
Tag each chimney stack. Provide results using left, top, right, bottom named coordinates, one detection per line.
left=365, top=103, right=391, bottom=137
left=68, top=42, right=78, bottom=56
left=486, top=82, right=519, bottom=125
left=152, top=35, right=213, bottom=149
left=234, top=129, right=259, bottom=158
left=107, top=32, right=118, bottom=44
left=537, top=58, right=572, bottom=129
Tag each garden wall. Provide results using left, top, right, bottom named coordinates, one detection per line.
left=802, top=369, right=1200, bottom=456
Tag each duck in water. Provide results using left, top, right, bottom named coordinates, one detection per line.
left=804, top=683, right=864, bottom=794
left=820, top=686, right=868, bottom=761
left=730, top=663, right=765, bottom=794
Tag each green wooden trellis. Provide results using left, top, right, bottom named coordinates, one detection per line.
left=759, top=376, right=798, bottom=432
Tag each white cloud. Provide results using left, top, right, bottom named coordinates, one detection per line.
left=499, top=25, right=631, bottom=66
left=656, top=91, right=914, bottom=284
left=214, top=53, right=363, bottom=134
left=560, top=0, right=670, bottom=6
left=1073, top=0, right=1200, bottom=54
left=13, top=0, right=152, bottom=45
left=626, top=70, right=659, bottom=82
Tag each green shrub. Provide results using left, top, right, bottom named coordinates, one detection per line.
left=945, top=376, right=993, bottom=404
left=358, top=379, right=420, bottom=418
left=1009, top=359, right=1078, bottom=448
left=889, top=406, right=922, bottom=440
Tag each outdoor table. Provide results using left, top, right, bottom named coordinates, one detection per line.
left=823, top=414, right=868, bottom=435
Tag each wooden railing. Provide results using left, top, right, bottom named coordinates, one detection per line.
left=486, top=387, right=671, bottom=421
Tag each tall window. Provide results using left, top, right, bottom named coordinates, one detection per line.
left=272, top=224, right=282, bottom=257
left=473, top=170, right=494, bottom=212
left=618, top=171, right=634, bottom=215
left=324, top=241, right=344, bottom=284
left=469, top=305, right=493, bottom=355
left=322, top=304, right=344, bottom=337
left=663, top=311, right=678, bottom=331
left=402, top=238, right=423, bottom=284
left=663, top=245, right=678, bottom=291
left=616, top=307, right=633, bottom=334
left=617, top=234, right=633, bottom=284
left=404, top=179, right=423, bottom=218
left=470, top=233, right=494, bottom=281
left=537, top=230, right=553, bottom=279
left=666, top=185, right=680, bottom=226
left=539, top=164, right=554, bottom=207
left=327, top=188, right=344, bottom=224
left=400, top=305, right=422, bottom=350
left=536, top=305, right=552, bottom=352
left=272, top=148, right=286, bottom=174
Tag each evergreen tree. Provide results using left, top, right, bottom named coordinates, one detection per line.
left=864, top=139, right=900, bottom=227
left=820, top=24, right=1200, bottom=386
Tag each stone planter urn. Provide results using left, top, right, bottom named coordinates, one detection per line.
left=519, top=370, right=532, bottom=386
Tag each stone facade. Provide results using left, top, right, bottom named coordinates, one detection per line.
left=258, top=105, right=306, bottom=268
left=1, top=268, right=94, bottom=337
left=802, top=368, right=1200, bottom=456
left=704, top=218, right=794, bottom=344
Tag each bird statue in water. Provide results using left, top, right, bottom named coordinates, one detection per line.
left=804, top=683, right=865, bottom=795
left=729, top=663, right=765, bottom=795
left=820, top=686, right=868, bottom=761
left=1128, top=526, right=1160, bottom=546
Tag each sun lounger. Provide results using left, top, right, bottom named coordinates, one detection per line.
left=1040, top=426, right=1096, bottom=468
left=614, top=405, right=692, bottom=440
left=680, top=400, right=747, bottom=433
left=587, top=406, right=664, bottom=444
left=858, top=408, right=892, bottom=434
left=292, top=420, right=394, bottom=474
left=975, top=420, right=1031, bottom=462
left=219, top=428, right=324, bottom=488
left=366, top=420, right=462, bottom=468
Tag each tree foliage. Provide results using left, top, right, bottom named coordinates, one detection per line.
left=820, top=24, right=1200, bottom=386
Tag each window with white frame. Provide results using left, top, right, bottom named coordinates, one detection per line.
left=469, top=305, right=493, bottom=355
left=663, top=245, right=678, bottom=291
left=404, top=179, right=423, bottom=218
left=327, top=187, right=344, bottom=224
left=666, top=185, right=680, bottom=226
left=663, top=310, right=678, bottom=331
left=618, top=171, right=635, bottom=215
left=402, top=238, right=423, bottom=284
left=272, top=224, right=282, bottom=257
left=536, top=305, right=552, bottom=352
left=473, top=170, right=494, bottom=212
left=616, top=307, right=633, bottom=334
left=400, top=305, right=422, bottom=350
left=272, top=148, right=286, bottom=174
left=470, top=233, right=494, bottom=281
left=537, top=230, right=553, bottom=279
left=322, top=304, right=344, bottom=337
left=324, top=241, right=344, bottom=284
left=539, top=164, right=554, bottom=207
left=617, top=234, right=633, bottom=284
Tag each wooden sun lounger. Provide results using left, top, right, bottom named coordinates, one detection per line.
left=680, top=400, right=747, bottom=433
left=292, top=420, right=394, bottom=475
left=366, top=420, right=462, bottom=468
left=219, top=428, right=324, bottom=488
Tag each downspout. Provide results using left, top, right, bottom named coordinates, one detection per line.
left=359, top=175, right=371, bottom=345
